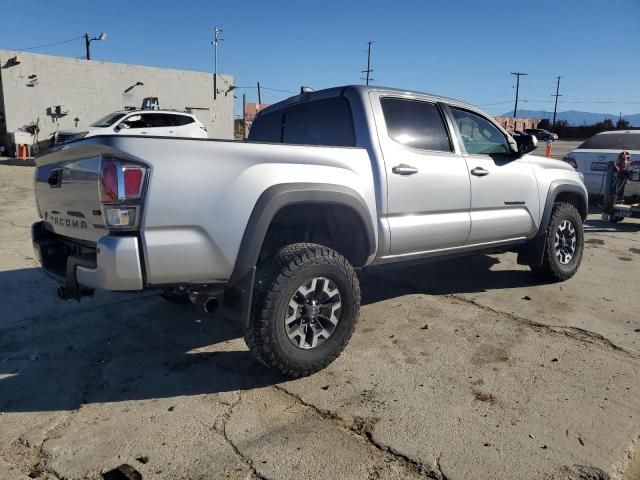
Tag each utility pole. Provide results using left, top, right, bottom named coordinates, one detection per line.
left=84, top=32, right=107, bottom=60
left=551, top=76, right=563, bottom=130
left=257, top=81, right=262, bottom=104
left=85, top=33, right=91, bottom=60
left=212, top=26, right=223, bottom=100
left=361, top=41, right=374, bottom=85
left=242, top=93, right=247, bottom=139
left=511, top=72, right=527, bottom=118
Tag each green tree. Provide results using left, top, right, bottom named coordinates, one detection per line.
left=616, top=118, right=631, bottom=129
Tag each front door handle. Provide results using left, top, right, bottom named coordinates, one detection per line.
left=392, top=164, right=419, bottom=176
left=470, top=167, right=490, bottom=177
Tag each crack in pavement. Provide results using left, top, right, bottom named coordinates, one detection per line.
left=272, top=384, right=448, bottom=479
left=363, top=269, right=636, bottom=358
left=217, top=392, right=269, bottom=480
left=447, top=294, right=638, bottom=359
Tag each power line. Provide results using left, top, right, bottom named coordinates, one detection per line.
left=16, top=35, right=83, bottom=51
left=511, top=72, right=527, bottom=118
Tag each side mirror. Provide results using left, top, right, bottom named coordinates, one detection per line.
left=114, top=123, right=130, bottom=132
left=514, top=133, right=538, bottom=155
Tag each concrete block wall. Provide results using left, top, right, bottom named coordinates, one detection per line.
left=0, top=50, right=234, bottom=152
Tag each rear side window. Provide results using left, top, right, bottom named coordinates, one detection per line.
left=146, top=114, right=174, bottom=128
left=381, top=98, right=451, bottom=152
left=249, top=97, right=355, bottom=146
left=173, top=115, right=195, bottom=126
left=578, top=133, right=640, bottom=150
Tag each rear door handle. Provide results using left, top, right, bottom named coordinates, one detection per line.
left=470, top=167, right=490, bottom=177
left=392, top=164, right=419, bottom=176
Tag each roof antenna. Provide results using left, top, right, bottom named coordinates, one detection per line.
left=300, top=86, right=314, bottom=94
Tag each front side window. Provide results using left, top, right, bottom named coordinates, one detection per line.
left=121, top=114, right=149, bottom=129
left=451, top=108, right=510, bottom=155
left=381, top=98, right=451, bottom=152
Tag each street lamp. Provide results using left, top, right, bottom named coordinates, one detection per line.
left=85, top=32, right=107, bottom=60
left=212, top=26, right=223, bottom=100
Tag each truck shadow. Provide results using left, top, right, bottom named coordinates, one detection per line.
left=0, top=255, right=546, bottom=413
left=361, top=254, right=544, bottom=305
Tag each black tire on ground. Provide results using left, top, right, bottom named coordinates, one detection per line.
left=610, top=215, right=624, bottom=223
left=530, top=202, right=584, bottom=282
left=245, top=243, right=360, bottom=378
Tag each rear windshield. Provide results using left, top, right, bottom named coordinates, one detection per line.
left=578, top=133, right=640, bottom=150
left=249, top=97, right=355, bottom=147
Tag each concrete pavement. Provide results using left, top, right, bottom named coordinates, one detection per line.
left=0, top=162, right=638, bottom=480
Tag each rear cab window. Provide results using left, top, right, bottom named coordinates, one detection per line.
left=248, top=97, right=356, bottom=146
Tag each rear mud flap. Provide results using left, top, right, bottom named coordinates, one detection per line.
left=223, top=266, right=256, bottom=330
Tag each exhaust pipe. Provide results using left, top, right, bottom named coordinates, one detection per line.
left=189, top=292, right=220, bottom=314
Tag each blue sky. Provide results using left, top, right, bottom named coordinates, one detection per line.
left=2, top=0, right=639, bottom=117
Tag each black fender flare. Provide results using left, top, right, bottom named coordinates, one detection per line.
left=537, top=179, right=588, bottom=236
left=224, top=183, right=376, bottom=328
left=518, top=179, right=588, bottom=266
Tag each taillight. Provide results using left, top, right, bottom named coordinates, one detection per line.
left=101, top=158, right=118, bottom=202
left=563, top=156, right=578, bottom=169
left=100, top=157, right=147, bottom=229
left=123, top=168, right=144, bottom=197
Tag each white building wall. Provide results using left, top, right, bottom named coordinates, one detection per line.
left=0, top=50, right=234, bottom=150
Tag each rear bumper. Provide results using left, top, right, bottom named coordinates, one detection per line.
left=32, top=221, right=143, bottom=291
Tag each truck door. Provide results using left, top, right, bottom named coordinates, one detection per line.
left=446, top=106, right=539, bottom=244
left=371, top=93, right=472, bottom=256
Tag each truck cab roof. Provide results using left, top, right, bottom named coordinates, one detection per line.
left=259, top=85, right=479, bottom=118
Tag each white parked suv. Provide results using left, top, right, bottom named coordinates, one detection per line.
left=55, top=110, right=208, bottom=144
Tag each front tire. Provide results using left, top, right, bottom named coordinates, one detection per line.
left=530, top=203, right=584, bottom=282
left=245, top=243, right=360, bottom=378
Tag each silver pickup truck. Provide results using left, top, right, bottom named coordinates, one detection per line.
left=32, top=85, right=588, bottom=377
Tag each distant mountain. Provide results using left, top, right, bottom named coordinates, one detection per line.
left=499, top=109, right=640, bottom=127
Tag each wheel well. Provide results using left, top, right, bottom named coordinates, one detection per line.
left=258, top=203, right=371, bottom=267
left=555, top=191, right=587, bottom=220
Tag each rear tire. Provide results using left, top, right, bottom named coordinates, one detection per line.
left=245, top=243, right=360, bottom=378
left=530, top=202, right=583, bottom=282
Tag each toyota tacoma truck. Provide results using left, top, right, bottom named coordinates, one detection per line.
left=32, top=85, right=588, bottom=377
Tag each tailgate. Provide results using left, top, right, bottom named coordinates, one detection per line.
left=34, top=143, right=117, bottom=243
